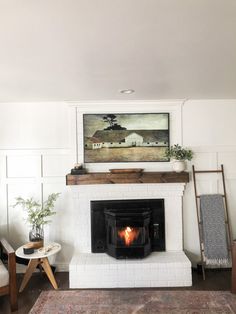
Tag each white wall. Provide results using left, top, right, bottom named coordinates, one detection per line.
left=0, top=100, right=236, bottom=269
left=183, top=100, right=236, bottom=264
left=0, top=102, right=76, bottom=270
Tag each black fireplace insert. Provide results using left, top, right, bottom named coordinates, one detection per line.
left=104, top=208, right=151, bottom=258
left=91, top=199, right=165, bottom=259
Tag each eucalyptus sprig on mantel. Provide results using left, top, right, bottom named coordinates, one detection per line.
left=13, top=193, right=60, bottom=227
left=165, top=144, right=193, bottom=161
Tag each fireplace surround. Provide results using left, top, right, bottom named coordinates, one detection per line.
left=69, top=181, right=192, bottom=288
left=91, top=199, right=165, bottom=259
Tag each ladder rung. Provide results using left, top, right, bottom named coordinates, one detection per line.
left=194, top=170, right=223, bottom=174
left=196, top=195, right=225, bottom=198
left=199, top=220, right=229, bottom=224
left=202, top=248, right=231, bottom=252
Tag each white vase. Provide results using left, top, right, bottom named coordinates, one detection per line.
left=172, top=160, right=186, bottom=173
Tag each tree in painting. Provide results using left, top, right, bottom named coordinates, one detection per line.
left=103, top=114, right=127, bottom=130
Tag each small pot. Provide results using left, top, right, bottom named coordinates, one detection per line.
left=172, top=160, right=186, bottom=173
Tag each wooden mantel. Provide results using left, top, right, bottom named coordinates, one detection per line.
left=66, top=171, right=189, bottom=185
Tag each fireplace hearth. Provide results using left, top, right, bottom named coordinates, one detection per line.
left=91, top=199, right=165, bottom=259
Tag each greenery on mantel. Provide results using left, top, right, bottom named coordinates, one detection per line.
left=165, top=144, right=193, bottom=161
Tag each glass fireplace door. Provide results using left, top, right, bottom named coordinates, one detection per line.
left=105, top=209, right=152, bottom=259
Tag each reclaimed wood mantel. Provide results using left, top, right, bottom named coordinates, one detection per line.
left=66, top=171, right=189, bottom=185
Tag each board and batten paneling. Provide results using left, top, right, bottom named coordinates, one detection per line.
left=0, top=100, right=236, bottom=270
left=183, top=100, right=236, bottom=265
left=0, top=102, right=76, bottom=271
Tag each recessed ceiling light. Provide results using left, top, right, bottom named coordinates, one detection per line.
left=120, top=89, right=135, bottom=94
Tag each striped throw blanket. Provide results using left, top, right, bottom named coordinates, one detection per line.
left=200, top=194, right=230, bottom=265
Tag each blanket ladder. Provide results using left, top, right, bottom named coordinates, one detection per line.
left=192, top=164, right=233, bottom=280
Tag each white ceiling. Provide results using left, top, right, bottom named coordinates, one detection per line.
left=0, top=0, right=236, bottom=101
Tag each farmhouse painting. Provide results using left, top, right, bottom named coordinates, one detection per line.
left=83, top=113, right=169, bottom=163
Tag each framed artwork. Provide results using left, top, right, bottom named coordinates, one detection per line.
left=83, top=113, right=169, bottom=163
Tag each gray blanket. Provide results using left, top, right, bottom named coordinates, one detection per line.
left=200, top=194, right=229, bottom=265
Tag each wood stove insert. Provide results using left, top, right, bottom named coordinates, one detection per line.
left=91, top=199, right=165, bottom=259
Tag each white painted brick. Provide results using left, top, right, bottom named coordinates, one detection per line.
left=134, top=280, right=151, bottom=287
left=72, top=183, right=186, bottom=252
left=69, top=252, right=192, bottom=288
left=69, top=183, right=192, bottom=288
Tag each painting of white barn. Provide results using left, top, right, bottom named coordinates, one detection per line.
left=83, top=113, right=169, bottom=162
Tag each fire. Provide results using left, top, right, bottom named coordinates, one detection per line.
left=118, top=226, right=140, bottom=246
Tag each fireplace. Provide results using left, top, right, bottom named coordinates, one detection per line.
left=69, top=182, right=192, bottom=288
left=91, top=199, right=165, bottom=259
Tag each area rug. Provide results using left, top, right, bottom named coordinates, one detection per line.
left=29, top=290, right=236, bottom=314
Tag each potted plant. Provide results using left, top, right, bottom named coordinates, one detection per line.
left=13, top=193, right=60, bottom=248
left=165, top=144, right=193, bottom=172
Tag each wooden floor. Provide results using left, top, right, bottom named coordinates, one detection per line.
left=0, top=269, right=232, bottom=314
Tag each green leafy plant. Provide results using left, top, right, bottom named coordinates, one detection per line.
left=165, top=144, right=193, bottom=161
left=13, top=193, right=60, bottom=227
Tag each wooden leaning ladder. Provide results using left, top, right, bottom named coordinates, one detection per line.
left=192, top=164, right=233, bottom=280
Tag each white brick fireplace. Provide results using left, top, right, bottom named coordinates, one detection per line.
left=69, top=183, right=192, bottom=288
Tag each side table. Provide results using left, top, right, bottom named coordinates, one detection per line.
left=16, top=242, right=61, bottom=292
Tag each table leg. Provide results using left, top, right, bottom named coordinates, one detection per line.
left=19, top=259, right=39, bottom=292
left=41, top=257, right=58, bottom=289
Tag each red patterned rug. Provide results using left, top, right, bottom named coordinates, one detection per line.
left=29, top=290, right=236, bottom=314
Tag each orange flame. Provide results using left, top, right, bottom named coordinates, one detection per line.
left=118, top=226, right=140, bottom=246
